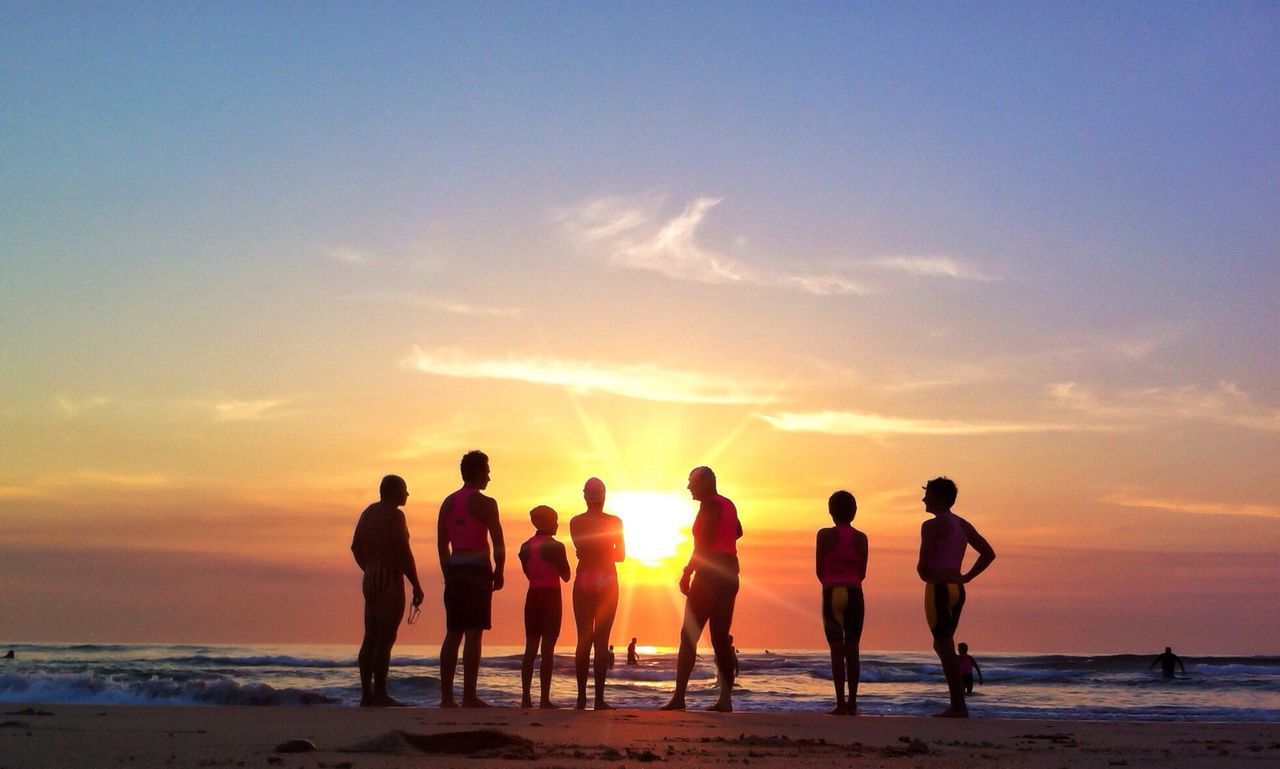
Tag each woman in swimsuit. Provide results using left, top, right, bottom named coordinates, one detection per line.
left=569, top=477, right=625, bottom=709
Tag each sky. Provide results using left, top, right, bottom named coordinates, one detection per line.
left=2, top=3, right=1278, bottom=654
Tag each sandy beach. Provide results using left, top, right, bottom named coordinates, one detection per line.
left=2, top=704, right=1276, bottom=769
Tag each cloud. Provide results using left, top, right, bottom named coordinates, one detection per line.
left=404, top=347, right=779, bottom=405
left=54, top=394, right=109, bottom=419
left=1049, top=381, right=1280, bottom=432
left=1104, top=492, right=1280, bottom=520
left=323, top=246, right=374, bottom=266
left=869, top=255, right=1001, bottom=282
left=758, top=410, right=1094, bottom=437
left=74, top=470, right=174, bottom=489
left=557, top=195, right=872, bottom=296
left=210, top=399, right=292, bottom=422
left=348, top=292, right=521, bottom=317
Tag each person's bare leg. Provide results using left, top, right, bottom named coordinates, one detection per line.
left=706, top=589, right=736, bottom=712
left=572, top=584, right=593, bottom=709
left=520, top=636, right=539, bottom=708
left=827, top=641, right=847, bottom=715
left=661, top=604, right=704, bottom=710
left=592, top=585, right=619, bottom=710
left=461, top=629, right=489, bottom=707
left=372, top=620, right=404, bottom=705
left=932, top=636, right=967, bottom=717
left=539, top=636, right=560, bottom=709
left=845, top=643, right=860, bottom=715
left=358, top=606, right=377, bottom=706
left=439, top=631, right=462, bottom=707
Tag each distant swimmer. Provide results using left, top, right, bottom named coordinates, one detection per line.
left=957, top=642, right=983, bottom=695
left=518, top=505, right=571, bottom=709
left=351, top=474, right=425, bottom=707
left=3, top=649, right=13, bottom=659
left=626, top=637, right=639, bottom=665
left=917, top=477, right=995, bottom=718
left=816, top=490, right=868, bottom=715
left=437, top=450, right=506, bottom=708
left=608, top=644, right=616, bottom=670
left=662, top=466, right=742, bottom=713
left=1150, top=647, right=1186, bottom=679
left=570, top=477, right=625, bottom=710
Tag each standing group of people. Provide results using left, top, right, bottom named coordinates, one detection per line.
left=351, top=451, right=996, bottom=716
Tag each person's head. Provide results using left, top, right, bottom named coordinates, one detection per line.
left=922, top=476, right=958, bottom=513
left=687, top=466, right=717, bottom=501
left=583, top=476, right=606, bottom=507
left=631, top=637, right=637, bottom=643
left=379, top=474, right=408, bottom=506
left=958, top=642, right=969, bottom=654
left=460, top=450, right=490, bottom=488
left=828, top=490, right=857, bottom=524
left=609, top=644, right=614, bottom=651
left=1165, top=646, right=1172, bottom=654
left=530, top=505, right=558, bottom=535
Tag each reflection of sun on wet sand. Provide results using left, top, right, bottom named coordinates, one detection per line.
left=4, top=705, right=1278, bottom=769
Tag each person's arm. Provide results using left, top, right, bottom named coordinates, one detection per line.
left=612, top=516, right=626, bottom=563
left=518, top=540, right=531, bottom=577
left=555, top=541, right=571, bottom=582
left=961, top=521, right=995, bottom=583
left=680, top=504, right=714, bottom=594
left=485, top=497, right=505, bottom=591
left=1176, top=656, right=1186, bottom=675
left=351, top=531, right=366, bottom=570
left=437, top=498, right=451, bottom=576
left=1150, top=657, right=1159, bottom=670
left=917, top=521, right=936, bottom=582
left=814, top=529, right=829, bottom=582
left=856, top=530, right=869, bottom=583
left=396, top=511, right=425, bottom=606
left=973, top=659, right=983, bottom=684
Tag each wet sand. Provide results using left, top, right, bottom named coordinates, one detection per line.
left=2, top=703, right=1277, bottom=769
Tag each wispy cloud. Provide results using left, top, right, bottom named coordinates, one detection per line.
left=1049, top=381, right=1280, bottom=432
left=1104, top=492, right=1280, bottom=520
left=349, top=292, right=521, bottom=317
left=54, top=394, right=110, bottom=419
left=323, top=246, right=374, bottom=266
left=75, top=470, right=174, bottom=489
left=210, top=399, right=292, bottom=423
left=557, top=195, right=872, bottom=296
left=869, top=255, right=1001, bottom=282
left=758, top=410, right=1096, bottom=437
left=404, top=347, right=779, bottom=405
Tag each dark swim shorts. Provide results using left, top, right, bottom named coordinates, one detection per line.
left=924, top=582, right=966, bottom=639
left=821, top=584, right=865, bottom=645
left=444, top=563, right=493, bottom=631
left=523, top=586, right=562, bottom=639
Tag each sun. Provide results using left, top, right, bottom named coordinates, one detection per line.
left=608, top=490, right=696, bottom=568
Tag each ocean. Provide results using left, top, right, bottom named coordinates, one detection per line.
left=0, top=644, right=1276, bottom=721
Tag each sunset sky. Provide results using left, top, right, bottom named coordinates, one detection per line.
left=2, top=4, right=1278, bottom=654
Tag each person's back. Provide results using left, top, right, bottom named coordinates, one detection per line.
left=816, top=490, right=868, bottom=715
left=1151, top=647, right=1185, bottom=679
left=518, top=505, right=570, bottom=709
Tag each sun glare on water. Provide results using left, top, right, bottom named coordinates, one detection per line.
left=608, top=490, right=696, bottom=569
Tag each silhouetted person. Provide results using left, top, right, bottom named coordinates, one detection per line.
left=351, top=474, right=424, bottom=707
left=626, top=637, right=639, bottom=665
left=957, top=642, right=983, bottom=695
left=3, top=649, right=13, bottom=659
left=917, top=476, right=995, bottom=718
left=608, top=645, right=616, bottom=669
left=519, top=505, right=571, bottom=709
left=662, top=466, right=742, bottom=712
left=570, top=477, right=625, bottom=709
left=1150, top=647, right=1186, bottom=679
left=816, top=490, right=868, bottom=715
left=437, top=450, right=505, bottom=708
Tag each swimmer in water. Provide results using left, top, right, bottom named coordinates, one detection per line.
left=351, top=474, right=425, bottom=707
left=1150, top=647, right=1186, bottom=679
left=570, top=477, right=625, bottom=710
left=957, top=642, right=983, bottom=695
left=627, top=637, right=639, bottom=665
left=816, top=490, right=868, bottom=715
left=917, top=476, right=995, bottom=718
left=662, top=466, right=742, bottom=713
left=519, top=505, right=571, bottom=709
left=437, top=450, right=506, bottom=708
